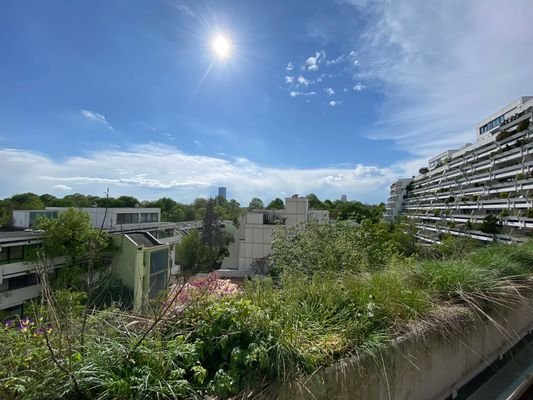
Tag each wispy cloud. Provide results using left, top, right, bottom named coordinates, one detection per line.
left=193, top=139, right=203, bottom=147
left=81, top=109, right=114, bottom=131
left=285, top=76, right=294, bottom=84
left=0, top=145, right=416, bottom=203
left=168, top=0, right=196, bottom=17
left=329, top=100, right=342, bottom=107
left=290, top=91, right=316, bottom=97
left=285, top=62, right=294, bottom=71
left=324, top=87, right=335, bottom=96
left=348, top=0, right=533, bottom=157
left=53, top=184, right=72, bottom=191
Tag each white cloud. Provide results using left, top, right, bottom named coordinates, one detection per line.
left=324, top=87, right=335, bottom=95
left=286, top=62, right=294, bottom=71
left=81, top=109, right=114, bottom=131
left=0, top=145, right=414, bottom=203
left=305, top=50, right=326, bottom=71
left=296, top=75, right=310, bottom=86
left=326, top=53, right=346, bottom=65
left=193, top=140, right=203, bottom=147
left=353, top=83, right=365, bottom=91
left=53, top=184, right=72, bottom=191
left=353, top=0, right=533, bottom=158
left=290, top=91, right=316, bottom=97
left=172, top=1, right=196, bottom=17
left=329, top=100, right=342, bottom=107
left=285, top=76, right=294, bottom=84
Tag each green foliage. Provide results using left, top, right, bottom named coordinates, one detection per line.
left=496, top=130, right=511, bottom=141
left=2, top=240, right=533, bottom=399
left=480, top=214, right=503, bottom=235
left=175, top=229, right=207, bottom=272
left=271, top=220, right=395, bottom=275
left=248, top=197, right=264, bottom=209
left=516, top=119, right=530, bottom=132
left=37, top=208, right=110, bottom=279
left=10, top=192, right=45, bottom=210
left=266, top=198, right=285, bottom=210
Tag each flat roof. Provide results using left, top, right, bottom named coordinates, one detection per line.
left=125, top=232, right=162, bottom=248
left=0, top=230, right=42, bottom=243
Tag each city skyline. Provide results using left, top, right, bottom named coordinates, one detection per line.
left=1, top=1, right=533, bottom=204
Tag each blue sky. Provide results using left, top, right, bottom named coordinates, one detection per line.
left=1, top=0, right=533, bottom=204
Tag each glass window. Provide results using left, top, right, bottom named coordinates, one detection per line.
left=116, top=213, right=139, bottom=224
left=8, top=273, right=37, bottom=290
left=0, top=248, right=7, bottom=264
left=150, top=249, right=168, bottom=274
left=9, top=246, right=23, bottom=263
left=149, top=271, right=167, bottom=299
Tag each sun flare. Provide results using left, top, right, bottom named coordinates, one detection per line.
left=212, top=35, right=231, bottom=58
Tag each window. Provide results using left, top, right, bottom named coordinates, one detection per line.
left=149, top=249, right=168, bottom=299
left=29, top=211, right=58, bottom=227
left=8, top=274, right=38, bottom=290
left=0, top=245, right=28, bottom=264
left=140, top=213, right=159, bottom=223
left=116, top=213, right=139, bottom=224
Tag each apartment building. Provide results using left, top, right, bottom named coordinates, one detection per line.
left=1, top=207, right=187, bottom=313
left=221, top=196, right=329, bottom=272
left=385, top=96, right=533, bottom=244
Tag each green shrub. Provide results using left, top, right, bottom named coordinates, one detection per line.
left=517, top=120, right=530, bottom=132
left=496, top=131, right=511, bottom=141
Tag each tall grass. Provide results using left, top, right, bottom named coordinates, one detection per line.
left=2, top=241, right=533, bottom=399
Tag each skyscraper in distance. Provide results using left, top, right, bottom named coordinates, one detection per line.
left=218, top=186, right=227, bottom=200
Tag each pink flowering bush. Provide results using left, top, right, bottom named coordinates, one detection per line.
left=167, top=272, right=241, bottom=312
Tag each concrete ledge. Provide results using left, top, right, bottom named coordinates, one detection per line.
left=273, top=297, right=533, bottom=400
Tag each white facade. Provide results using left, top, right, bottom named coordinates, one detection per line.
left=222, top=196, right=330, bottom=271
left=387, top=97, right=533, bottom=244
left=384, top=178, right=413, bottom=221
left=2, top=207, right=188, bottom=312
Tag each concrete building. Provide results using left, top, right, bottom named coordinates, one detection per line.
left=217, top=187, right=227, bottom=200
left=385, top=96, right=533, bottom=244
left=1, top=207, right=189, bottom=313
left=221, top=196, right=329, bottom=273
left=383, top=178, right=413, bottom=221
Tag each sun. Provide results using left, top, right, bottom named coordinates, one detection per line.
left=212, top=35, right=231, bottom=58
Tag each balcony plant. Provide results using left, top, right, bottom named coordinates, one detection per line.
left=517, top=120, right=530, bottom=133
left=496, top=131, right=511, bottom=141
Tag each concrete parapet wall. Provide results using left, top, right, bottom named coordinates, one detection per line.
left=274, top=299, right=533, bottom=400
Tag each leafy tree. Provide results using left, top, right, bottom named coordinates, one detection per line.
left=176, top=229, right=204, bottom=271
left=248, top=197, right=264, bottom=209
left=112, top=195, right=139, bottom=208
left=10, top=192, right=44, bottom=210
left=480, top=214, right=503, bottom=235
left=0, top=199, right=13, bottom=227
left=306, top=193, right=325, bottom=210
left=37, top=208, right=111, bottom=289
left=266, top=198, right=285, bottom=210
left=271, top=220, right=394, bottom=276
left=39, top=194, right=58, bottom=206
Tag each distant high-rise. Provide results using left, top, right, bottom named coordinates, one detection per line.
left=341, top=194, right=347, bottom=202
left=218, top=186, right=227, bottom=200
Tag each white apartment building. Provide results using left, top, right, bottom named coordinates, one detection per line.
left=384, top=178, right=413, bottom=221
left=386, top=96, right=533, bottom=244
left=221, top=196, right=329, bottom=272
left=1, top=207, right=191, bottom=313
